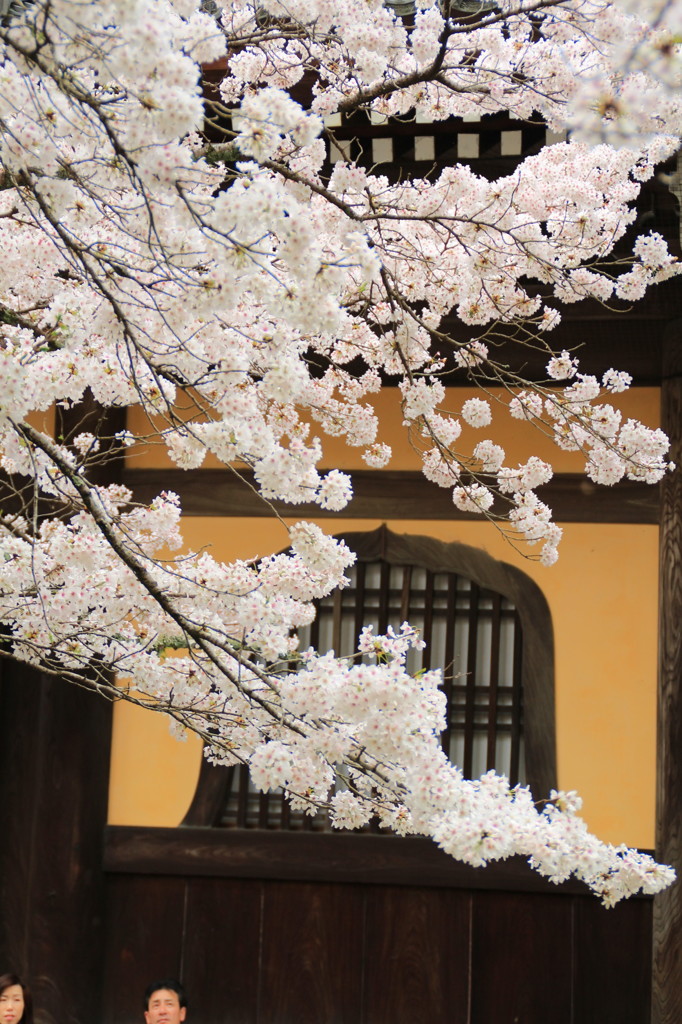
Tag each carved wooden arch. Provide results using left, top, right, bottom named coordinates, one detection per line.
left=182, top=525, right=556, bottom=827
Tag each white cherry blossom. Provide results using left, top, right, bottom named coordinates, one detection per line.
left=0, top=0, right=678, bottom=902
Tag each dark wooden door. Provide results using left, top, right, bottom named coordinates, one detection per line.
left=99, top=857, right=652, bottom=1024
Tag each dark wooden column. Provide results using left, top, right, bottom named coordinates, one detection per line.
left=0, top=662, right=112, bottom=1024
left=0, top=398, right=122, bottom=1022
left=654, top=321, right=682, bottom=1023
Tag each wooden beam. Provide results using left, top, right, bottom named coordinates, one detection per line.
left=121, top=467, right=660, bottom=524
left=653, top=321, right=682, bottom=1023
left=104, top=825, right=655, bottom=899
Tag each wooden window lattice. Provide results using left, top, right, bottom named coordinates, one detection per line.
left=217, top=558, right=525, bottom=832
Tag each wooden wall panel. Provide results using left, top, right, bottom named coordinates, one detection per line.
left=574, top=896, right=652, bottom=1024
left=0, top=661, right=112, bottom=1024
left=259, top=882, right=364, bottom=1024
left=101, top=875, right=188, bottom=1024
left=183, top=878, right=261, bottom=1024
left=363, top=887, right=471, bottom=1024
left=100, top=866, right=654, bottom=1024
left=654, top=322, right=682, bottom=1024
left=470, top=891, right=573, bottom=1024
left=0, top=663, right=44, bottom=973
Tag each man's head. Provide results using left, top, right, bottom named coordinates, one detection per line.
left=143, top=980, right=187, bottom=1024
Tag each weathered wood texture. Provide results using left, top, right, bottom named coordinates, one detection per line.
left=121, top=468, right=660, bottom=523
left=0, top=659, right=112, bottom=1024
left=0, top=398, right=119, bottom=1024
left=100, top=846, right=654, bottom=1024
left=471, top=891, right=573, bottom=1022
left=653, top=322, right=682, bottom=1024
left=575, top=896, right=653, bottom=1024
left=101, top=874, right=188, bottom=1023
left=105, top=825, right=612, bottom=893
left=362, top=886, right=470, bottom=1024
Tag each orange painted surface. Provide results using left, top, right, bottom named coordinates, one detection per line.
left=107, top=520, right=291, bottom=828
left=124, top=388, right=661, bottom=473
left=109, top=391, right=661, bottom=848
left=108, top=701, right=204, bottom=828
left=26, top=406, right=56, bottom=435
left=108, top=516, right=658, bottom=848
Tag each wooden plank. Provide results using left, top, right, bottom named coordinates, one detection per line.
left=463, top=582, right=480, bottom=778
left=183, top=878, right=262, bottom=1024
left=181, top=758, right=231, bottom=827
left=259, top=881, right=364, bottom=1024
left=0, top=662, right=112, bottom=1024
left=0, top=398, right=121, bottom=1022
left=101, top=875, right=188, bottom=1024
left=355, top=560, right=368, bottom=644
left=574, top=896, right=652, bottom=1024
left=653, top=323, right=682, bottom=1024
left=0, top=661, right=43, bottom=978
left=236, top=765, right=249, bottom=829
left=509, top=611, right=523, bottom=786
left=97, top=871, right=656, bottom=1024
left=470, top=891, right=573, bottom=1023
left=421, top=568, right=435, bottom=671
left=486, top=592, right=502, bottom=772
left=332, top=586, right=343, bottom=651
left=121, top=467, right=660, bottom=523
left=378, top=560, right=390, bottom=632
left=441, top=574, right=457, bottom=754
left=363, top=887, right=471, bottom=1024
left=104, top=826, right=655, bottom=899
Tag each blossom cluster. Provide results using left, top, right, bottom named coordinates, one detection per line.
left=0, top=0, right=678, bottom=897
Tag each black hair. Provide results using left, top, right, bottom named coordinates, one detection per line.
left=0, top=973, right=34, bottom=1024
left=143, top=979, right=187, bottom=1011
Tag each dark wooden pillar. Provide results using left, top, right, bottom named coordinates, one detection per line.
left=0, top=661, right=112, bottom=1023
left=654, top=321, right=682, bottom=1023
left=0, top=398, right=121, bottom=1022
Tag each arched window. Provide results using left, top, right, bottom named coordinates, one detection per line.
left=183, top=527, right=556, bottom=829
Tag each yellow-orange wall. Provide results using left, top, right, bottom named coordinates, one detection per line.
left=109, top=389, right=661, bottom=849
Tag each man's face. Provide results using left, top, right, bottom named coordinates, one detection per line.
left=144, top=989, right=186, bottom=1024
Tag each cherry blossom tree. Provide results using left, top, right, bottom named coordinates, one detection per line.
left=0, top=0, right=680, bottom=903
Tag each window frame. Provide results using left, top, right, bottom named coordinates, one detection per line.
left=182, top=526, right=557, bottom=828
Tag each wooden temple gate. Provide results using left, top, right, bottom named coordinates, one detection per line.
left=1, top=43, right=682, bottom=1024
